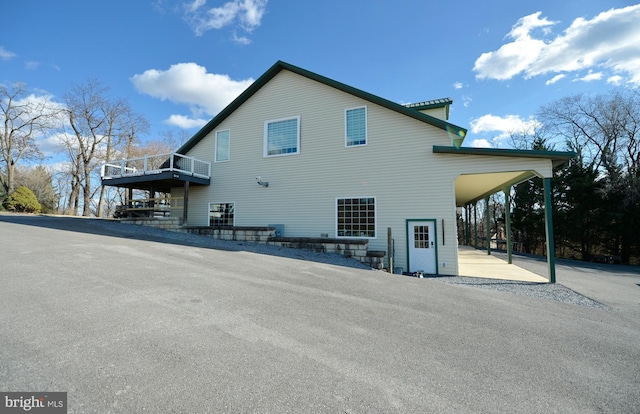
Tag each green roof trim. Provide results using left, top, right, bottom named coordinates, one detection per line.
left=177, top=61, right=468, bottom=155
left=403, top=98, right=452, bottom=110
left=432, top=146, right=576, bottom=167
left=404, top=98, right=452, bottom=120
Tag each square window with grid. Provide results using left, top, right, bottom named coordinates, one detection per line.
left=209, top=203, right=234, bottom=227
left=264, top=116, right=300, bottom=157
left=337, top=197, right=375, bottom=238
left=414, top=225, right=430, bottom=248
left=346, top=107, right=367, bottom=146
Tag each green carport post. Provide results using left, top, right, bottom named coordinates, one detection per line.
left=485, top=196, right=491, bottom=255
left=465, top=205, right=471, bottom=246
left=543, top=177, right=556, bottom=284
left=504, top=186, right=512, bottom=264
left=473, top=201, right=478, bottom=248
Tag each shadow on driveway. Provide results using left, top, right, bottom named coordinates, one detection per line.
left=0, top=213, right=371, bottom=270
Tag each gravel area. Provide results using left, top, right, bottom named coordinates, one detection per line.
left=431, top=276, right=610, bottom=309
left=94, top=219, right=608, bottom=309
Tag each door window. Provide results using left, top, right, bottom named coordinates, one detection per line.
left=414, top=225, right=431, bottom=248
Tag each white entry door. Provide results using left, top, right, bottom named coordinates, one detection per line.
left=408, top=220, right=437, bottom=274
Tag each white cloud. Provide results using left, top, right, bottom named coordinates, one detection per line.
left=0, top=45, right=16, bottom=60
left=38, top=132, right=71, bottom=157
left=474, top=12, right=554, bottom=81
left=131, top=62, right=254, bottom=126
left=468, top=139, right=493, bottom=148
left=232, top=32, right=252, bottom=45
left=474, top=5, right=640, bottom=85
left=183, top=0, right=268, bottom=37
left=607, top=75, right=623, bottom=85
left=470, top=114, right=541, bottom=142
left=573, top=71, right=603, bottom=82
left=462, top=96, right=472, bottom=107
left=165, top=114, right=208, bottom=129
left=545, top=74, right=565, bottom=85
left=25, top=61, right=41, bottom=70
left=453, top=82, right=463, bottom=90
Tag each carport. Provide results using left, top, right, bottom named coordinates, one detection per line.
left=458, top=246, right=547, bottom=282
left=433, top=146, right=575, bottom=283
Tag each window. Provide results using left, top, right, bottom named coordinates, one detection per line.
left=264, top=116, right=300, bottom=157
left=209, top=203, right=234, bottom=227
left=215, top=129, right=230, bottom=162
left=337, top=197, right=376, bottom=238
left=414, top=226, right=430, bottom=248
left=345, top=106, right=367, bottom=146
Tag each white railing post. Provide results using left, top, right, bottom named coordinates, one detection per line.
left=144, top=155, right=148, bottom=173
left=190, top=157, right=194, bottom=174
left=120, top=159, right=126, bottom=177
left=170, top=153, right=174, bottom=170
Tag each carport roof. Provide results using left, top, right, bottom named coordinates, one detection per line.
left=433, top=145, right=576, bottom=206
left=433, top=146, right=575, bottom=167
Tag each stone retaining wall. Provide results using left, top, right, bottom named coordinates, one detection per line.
left=119, top=218, right=385, bottom=269
left=121, top=217, right=183, bottom=230
left=186, top=226, right=274, bottom=243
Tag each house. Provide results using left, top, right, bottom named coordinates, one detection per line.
left=101, top=61, right=573, bottom=280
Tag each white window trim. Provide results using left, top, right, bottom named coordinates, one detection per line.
left=335, top=196, right=377, bottom=239
left=215, top=129, right=230, bottom=163
left=208, top=201, right=235, bottom=227
left=345, top=106, right=367, bottom=147
left=263, top=115, right=301, bottom=158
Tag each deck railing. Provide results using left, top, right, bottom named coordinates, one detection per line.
left=101, top=153, right=211, bottom=179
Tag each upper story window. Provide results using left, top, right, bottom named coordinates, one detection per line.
left=264, top=116, right=300, bottom=157
left=345, top=106, right=367, bottom=147
left=215, top=129, right=230, bottom=162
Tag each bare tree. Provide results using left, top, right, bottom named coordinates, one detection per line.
left=63, top=80, right=147, bottom=217
left=538, top=89, right=640, bottom=263
left=0, top=83, right=60, bottom=197
left=538, top=90, right=640, bottom=175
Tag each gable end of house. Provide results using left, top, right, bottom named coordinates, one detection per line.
left=177, top=61, right=467, bottom=155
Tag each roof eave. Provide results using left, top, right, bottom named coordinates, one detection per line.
left=432, top=145, right=576, bottom=167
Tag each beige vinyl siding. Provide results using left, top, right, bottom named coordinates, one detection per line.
left=181, top=69, right=554, bottom=275
left=418, top=106, right=447, bottom=120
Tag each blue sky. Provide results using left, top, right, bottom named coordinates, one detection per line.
left=2, top=0, right=639, bottom=158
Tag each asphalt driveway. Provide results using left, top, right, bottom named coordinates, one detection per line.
left=1, top=214, right=639, bottom=413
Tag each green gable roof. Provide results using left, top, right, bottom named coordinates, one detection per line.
left=177, top=61, right=468, bottom=155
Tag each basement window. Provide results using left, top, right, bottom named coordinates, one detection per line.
left=209, top=202, right=234, bottom=227
left=336, top=197, right=376, bottom=238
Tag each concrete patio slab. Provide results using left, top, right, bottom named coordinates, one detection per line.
left=458, top=246, right=549, bottom=283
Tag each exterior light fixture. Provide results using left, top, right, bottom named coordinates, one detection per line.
left=256, top=176, right=269, bottom=187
